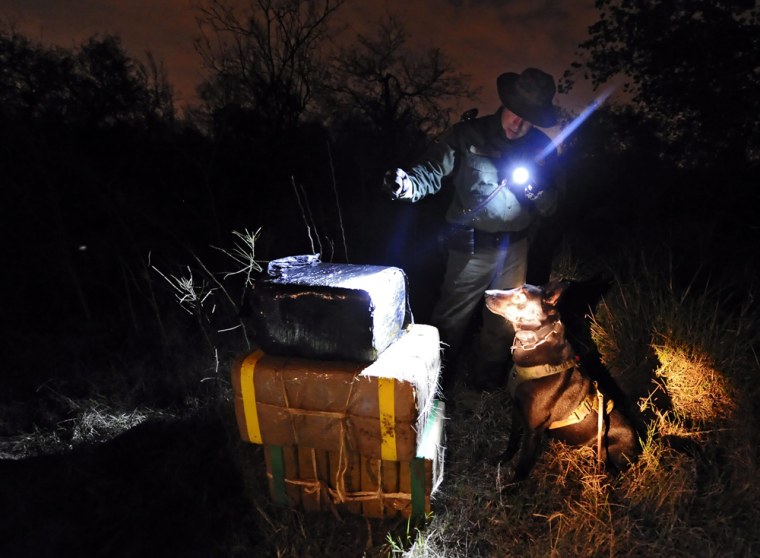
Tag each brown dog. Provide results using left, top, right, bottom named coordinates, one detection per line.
left=484, top=282, right=639, bottom=481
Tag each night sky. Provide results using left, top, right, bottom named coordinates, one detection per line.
left=0, top=0, right=602, bottom=122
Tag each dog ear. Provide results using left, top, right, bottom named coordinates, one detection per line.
left=543, top=280, right=570, bottom=306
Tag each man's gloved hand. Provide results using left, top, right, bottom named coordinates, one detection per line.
left=523, top=182, right=544, bottom=201
left=507, top=179, right=545, bottom=203
left=382, top=168, right=413, bottom=200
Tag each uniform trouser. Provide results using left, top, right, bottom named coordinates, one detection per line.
left=430, top=236, right=528, bottom=366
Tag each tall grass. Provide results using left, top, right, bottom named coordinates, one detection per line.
left=384, top=241, right=760, bottom=558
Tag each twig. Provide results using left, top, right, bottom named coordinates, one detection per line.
left=326, top=139, right=349, bottom=262
left=291, top=175, right=317, bottom=255
left=191, top=251, right=252, bottom=349
left=211, top=228, right=263, bottom=288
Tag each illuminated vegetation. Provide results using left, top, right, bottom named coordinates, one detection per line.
left=384, top=244, right=760, bottom=557
left=4, top=236, right=758, bottom=557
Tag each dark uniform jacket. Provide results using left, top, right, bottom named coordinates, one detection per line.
left=405, top=108, right=559, bottom=234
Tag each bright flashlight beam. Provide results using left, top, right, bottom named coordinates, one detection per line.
left=512, top=167, right=530, bottom=185
left=537, top=87, right=615, bottom=161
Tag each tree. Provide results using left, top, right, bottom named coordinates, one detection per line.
left=326, top=15, right=478, bottom=168
left=194, top=0, right=344, bottom=138
left=563, top=0, right=760, bottom=167
left=76, top=35, right=153, bottom=127
left=137, top=50, right=177, bottom=125
left=0, top=27, right=175, bottom=128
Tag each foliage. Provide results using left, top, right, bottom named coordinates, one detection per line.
left=0, top=26, right=174, bottom=127
left=190, top=1, right=473, bottom=267
left=564, top=0, right=760, bottom=167
left=194, top=0, right=345, bottom=138
left=0, top=27, right=223, bottom=410
left=193, top=2, right=473, bottom=175
left=326, top=15, right=478, bottom=169
left=384, top=216, right=760, bottom=557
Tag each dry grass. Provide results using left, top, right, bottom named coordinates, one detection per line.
left=0, top=393, right=172, bottom=460
left=385, top=245, right=760, bottom=558
left=651, top=342, right=737, bottom=428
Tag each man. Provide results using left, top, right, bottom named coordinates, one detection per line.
left=382, top=67, right=561, bottom=390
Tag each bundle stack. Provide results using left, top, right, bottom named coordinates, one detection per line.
left=232, top=256, right=445, bottom=519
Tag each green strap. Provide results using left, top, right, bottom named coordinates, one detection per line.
left=269, top=445, right=288, bottom=506
left=410, top=457, right=426, bottom=520
left=411, top=399, right=441, bottom=519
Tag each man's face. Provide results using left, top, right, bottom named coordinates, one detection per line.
left=501, top=109, right=533, bottom=140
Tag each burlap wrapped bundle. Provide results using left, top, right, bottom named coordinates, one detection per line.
left=232, top=324, right=440, bottom=461
left=262, top=399, right=445, bottom=519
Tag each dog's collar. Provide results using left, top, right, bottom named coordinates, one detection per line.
left=512, top=321, right=561, bottom=352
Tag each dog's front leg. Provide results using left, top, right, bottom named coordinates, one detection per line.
left=497, top=404, right=522, bottom=464
left=514, top=428, right=545, bottom=482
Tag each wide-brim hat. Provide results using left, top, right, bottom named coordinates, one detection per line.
left=497, top=68, right=557, bottom=128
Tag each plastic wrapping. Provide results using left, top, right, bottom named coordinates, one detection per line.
left=232, top=324, right=441, bottom=461
left=248, top=257, right=410, bottom=362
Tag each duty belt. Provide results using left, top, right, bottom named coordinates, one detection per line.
left=474, top=228, right=528, bottom=249
left=445, top=224, right=528, bottom=253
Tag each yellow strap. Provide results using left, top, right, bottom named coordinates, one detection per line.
left=548, top=390, right=615, bottom=431
left=510, top=360, right=576, bottom=397
left=377, top=377, right=397, bottom=461
left=514, top=360, right=576, bottom=381
left=240, top=349, right=265, bottom=444
left=596, top=385, right=604, bottom=464
left=549, top=395, right=594, bottom=430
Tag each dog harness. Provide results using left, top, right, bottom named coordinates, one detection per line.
left=548, top=384, right=615, bottom=431
left=509, top=362, right=615, bottom=431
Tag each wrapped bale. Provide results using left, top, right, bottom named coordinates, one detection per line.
left=232, top=324, right=441, bottom=462
left=263, top=400, right=446, bottom=519
left=247, top=255, right=409, bottom=362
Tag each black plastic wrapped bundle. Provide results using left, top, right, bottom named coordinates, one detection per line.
left=248, top=256, right=410, bottom=362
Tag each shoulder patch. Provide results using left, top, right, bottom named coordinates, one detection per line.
left=469, top=145, right=501, bottom=158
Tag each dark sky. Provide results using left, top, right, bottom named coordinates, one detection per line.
left=0, top=0, right=604, bottom=126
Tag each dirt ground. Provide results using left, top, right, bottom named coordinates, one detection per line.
left=0, top=413, right=256, bottom=557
